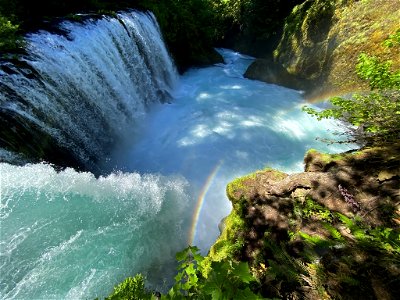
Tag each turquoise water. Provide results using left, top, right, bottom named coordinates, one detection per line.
left=105, top=49, right=351, bottom=252
left=0, top=164, right=189, bottom=298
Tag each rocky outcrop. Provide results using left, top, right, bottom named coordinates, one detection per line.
left=245, top=0, right=400, bottom=99
left=228, top=145, right=399, bottom=228
left=210, top=145, right=400, bottom=299
left=243, top=58, right=307, bottom=90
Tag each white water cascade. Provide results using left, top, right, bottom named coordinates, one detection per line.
left=0, top=11, right=178, bottom=171
left=0, top=11, right=353, bottom=300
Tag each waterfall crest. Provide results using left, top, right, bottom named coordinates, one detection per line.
left=0, top=11, right=178, bottom=172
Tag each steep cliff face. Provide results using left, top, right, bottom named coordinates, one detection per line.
left=245, top=0, right=400, bottom=99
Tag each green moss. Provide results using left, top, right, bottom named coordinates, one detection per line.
left=261, top=167, right=288, bottom=180
left=227, top=168, right=286, bottom=205
left=207, top=209, right=246, bottom=263
left=226, top=173, right=257, bottom=204
left=313, top=151, right=345, bottom=163
left=305, top=148, right=354, bottom=169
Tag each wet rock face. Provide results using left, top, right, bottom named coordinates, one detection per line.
left=245, top=0, right=400, bottom=99
left=242, top=0, right=338, bottom=96
left=274, top=0, right=336, bottom=79
left=244, top=58, right=310, bottom=91
left=0, top=108, right=84, bottom=170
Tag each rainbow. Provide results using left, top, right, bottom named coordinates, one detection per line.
left=188, top=160, right=224, bottom=245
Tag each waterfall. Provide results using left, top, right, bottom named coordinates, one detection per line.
left=0, top=11, right=178, bottom=172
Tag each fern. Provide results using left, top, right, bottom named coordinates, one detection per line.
left=322, top=223, right=344, bottom=242
left=264, top=240, right=308, bottom=283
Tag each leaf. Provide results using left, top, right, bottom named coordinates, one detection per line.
left=193, top=252, right=204, bottom=264
left=174, top=272, right=183, bottom=283
left=211, top=289, right=224, bottom=300
left=235, top=287, right=262, bottom=300
left=322, top=223, right=344, bottom=242
left=176, top=248, right=189, bottom=262
left=232, top=262, right=254, bottom=283
left=202, top=281, right=220, bottom=295
left=336, top=213, right=353, bottom=228
left=189, top=245, right=200, bottom=253
left=185, top=263, right=196, bottom=276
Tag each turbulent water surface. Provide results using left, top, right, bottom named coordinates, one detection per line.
left=0, top=14, right=351, bottom=300
left=105, top=49, right=350, bottom=252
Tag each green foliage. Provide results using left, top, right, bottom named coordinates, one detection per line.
left=296, top=206, right=400, bottom=256
left=335, top=213, right=400, bottom=254
left=301, top=198, right=334, bottom=222
left=298, top=231, right=335, bottom=249
left=292, top=211, right=400, bottom=298
left=383, top=28, right=400, bottom=48
left=169, top=246, right=204, bottom=297
left=296, top=211, right=400, bottom=263
left=356, top=52, right=399, bottom=90
left=163, top=246, right=261, bottom=299
left=294, top=197, right=334, bottom=224
left=322, top=222, right=345, bottom=242
left=303, top=29, right=400, bottom=146
left=106, top=246, right=261, bottom=300
left=0, top=15, right=23, bottom=52
left=105, top=274, right=154, bottom=300
left=263, top=238, right=309, bottom=284
left=214, top=0, right=302, bottom=52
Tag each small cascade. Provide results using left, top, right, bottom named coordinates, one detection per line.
left=0, top=11, right=178, bottom=172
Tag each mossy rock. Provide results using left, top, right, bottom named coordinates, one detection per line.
left=250, top=0, right=400, bottom=98
left=209, top=144, right=400, bottom=299
left=274, top=0, right=336, bottom=78
left=226, top=168, right=288, bottom=205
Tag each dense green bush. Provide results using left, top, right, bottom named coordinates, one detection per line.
left=209, top=0, right=303, bottom=56
left=105, top=274, right=154, bottom=300
left=105, top=246, right=262, bottom=299
left=166, top=246, right=261, bottom=299
left=135, top=0, right=223, bottom=71
left=303, top=29, right=400, bottom=146
left=0, top=15, right=23, bottom=52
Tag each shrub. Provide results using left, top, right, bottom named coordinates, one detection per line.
left=0, top=15, right=23, bottom=52
left=105, top=274, right=153, bottom=300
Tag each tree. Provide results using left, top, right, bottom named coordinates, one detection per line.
left=0, top=15, right=23, bottom=52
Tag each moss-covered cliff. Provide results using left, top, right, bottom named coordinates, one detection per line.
left=245, top=0, right=400, bottom=99
left=208, top=145, right=400, bottom=299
